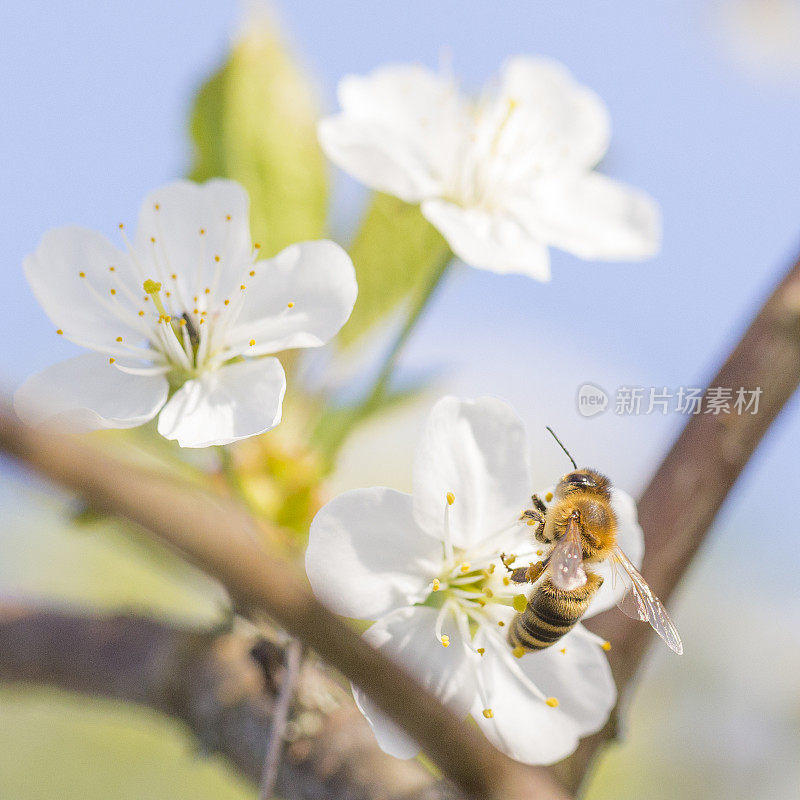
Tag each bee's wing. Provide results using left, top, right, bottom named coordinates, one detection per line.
left=549, top=515, right=588, bottom=591
left=612, top=547, right=683, bottom=655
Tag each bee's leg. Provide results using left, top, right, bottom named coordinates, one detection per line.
left=520, top=505, right=547, bottom=542
left=507, top=560, right=547, bottom=584
left=530, top=494, right=548, bottom=513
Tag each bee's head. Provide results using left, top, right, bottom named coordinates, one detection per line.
left=555, top=469, right=611, bottom=499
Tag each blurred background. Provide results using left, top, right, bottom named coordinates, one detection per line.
left=2, top=1, right=799, bottom=798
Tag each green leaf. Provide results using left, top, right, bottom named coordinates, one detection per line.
left=340, top=193, right=450, bottom=347
left=188, top=17, right=327, bottom=255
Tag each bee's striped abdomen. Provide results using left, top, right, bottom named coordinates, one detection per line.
left=508, top=573, right=604, bottom=651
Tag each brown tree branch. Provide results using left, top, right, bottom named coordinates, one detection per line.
left=0, top=602, right=461, bottom=800
left=0, top=411, right=570, bottom=800
left=553, top=252, right=800, bottom=791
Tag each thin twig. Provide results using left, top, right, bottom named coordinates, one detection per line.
left=0, top=603, right=461, bottom=800
left=260, top=639, right=303, bottom=800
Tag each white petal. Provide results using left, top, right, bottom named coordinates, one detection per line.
left=133, top=179, right=253, bottom=302
left=472, top=625, right=616, bottom=764
left=14, top=353, right=168, bottom=433
left=412, top=396, right=532, bottom=549
left=319, top=116, right=441, bottom=203
left=421, top=199, right=551, bottom=279
left=497, top=56, right=610, bottom=172
left=352, top=606, right=477, bottom=760
left=23, top=227, right=144, bottom=349
left=224, top=240, right=356, bottom=355
left=514, top=172, right=661, bottom=261
left=319, top=63, right=461, bottom=202
left=306, top=488, right=441, bottom=619
left=156, top=358, right=285, bottom=448
left=585, top=488, right=645, bottom=618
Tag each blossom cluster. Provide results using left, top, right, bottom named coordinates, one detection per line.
left=14, top=52, right=665, bottom=768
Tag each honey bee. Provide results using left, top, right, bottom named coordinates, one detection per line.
left=505, top=428, right=683, bottom=655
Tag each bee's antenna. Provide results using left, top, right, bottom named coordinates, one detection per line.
left=545, top=426, right=577, bottom=470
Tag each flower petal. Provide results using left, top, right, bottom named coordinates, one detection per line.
left=319, top=64, right=461, bottom=202
left=585, top=488, right=645, bottom=618
left=156, top=357, right=285, bottom=448
left=352, top=606, right=477, bottom=759
left=497, top=56, right=610, bottom=173
left=14, top=353, right=168, bottom=433
left=472, top=625, right=616, bottom=764
left=133, top=179, right=253, bottom=302
left=412, top=396, right=532, bottom=548
left=421, top=199, right=551, bottom=279
left=513, top=172, right=661, bottom=261
left=306, top=488, right=441, bottom=619
left=23, top=227, right=144, bottom=349
left=224, top=240, right=357, bottom=355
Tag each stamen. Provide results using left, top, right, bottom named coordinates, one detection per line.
left=432, top=578, right=440, bottom=592
left=545, top=492, right=553, bottom=502
left=512, top=645, right=526, bottom=659
left=446, top=491, right=455, bottom=505
left=460, top=562, right=471, bottom=574
left=287, top=301, right=295, bottom=308
left=477, top=647, right=485, bottom=655
left=482, top=708, right=494, bottom=719
left=545, top=697, right=559, bottom=708
left=560, top=648, right=567, bottom=654
left=440, top=635, right=450, bottom=648
left=513, top=594, right=527, bottom=613
left=56, top=329, right=63, bottom=335
left=602, top=641, right=612, bottom=651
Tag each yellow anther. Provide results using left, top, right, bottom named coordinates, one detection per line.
left=179, top=318, right=187, bottom=326
left=163, top=315, right=171, bottom=323
left=484, top=588, right=493, bottom=598
left=488, top=563, right=495, bottom=574
left=249, top=339, right=255, bottom=346
left=225, top=214, right=231, bottom=221
left=446, top=491, right=455, bottom=505
left=460, top=562, right=470, bottom=573
left=143, top=296, right=150, bottom=302
left=240, top=284, right=246, bottom=291
left=482, top=708, right=494, bottom=719
left=513, top=594, right=528, bottom=613
left=143, top=279, right=162, bottom=295
left=165, top=291, right=171, bottom=297
left=545, top=697, right=559, bottom=708
left=512, top=645, right=526, bottom=659
left=109, top=266, right=115, bottom=272
left=254, top=242, right=261, bottom=249
left=560, top=648, right=567, bottom=654
left=199, top=228, right=205, bottom=235
left=199, top=318, right=205, bottom=325
left=440, top=635, right=450, bottom=648
left=601, top=641, right=612, bottom=651
left=204, top=287, right=211, bottom=294
left=115, top=336, right=123, bottom=342
left=154, top=203, right=160, bottom=210
left=503, top=576, right=510, bottom=586
left=56, top=329, right=63, bottom=335
left=201, top=311, right=207, bottom=316
left=545, top=492, right=553, bottom=502
left=108, top=357, right=115, bottom=364
left=79, top=271, right=86, bottom=278
left=193, top=308, right=199, bottom=314
left=150, top=236, right=156, bottom=243
left=223, top=299, right=230, bottom=306
left=214, top=255, right=220, bottom=262
left=536, top=550, right=543, bottom=556
left=432, top=578, right=440, bottom=591
left=497, top=620, right=505, bottom=627
left=138, top=310, right=144, bottom=317
left=109, top=289, right=116, bottom=295
left=171, top=273, right=177, bottom=279
left=249, top=270, right=255, bottom=276
left=477, top=647, right=485, bottom=656
left=287, top=301, right=295, bottom=308
left=118, top=223, right=124, bottom=230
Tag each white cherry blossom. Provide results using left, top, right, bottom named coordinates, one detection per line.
left=14, top=179, right=357, bottom=447
left=305, top=395, right=644, bottom=764
left=319, top=57, right=660, bottom=279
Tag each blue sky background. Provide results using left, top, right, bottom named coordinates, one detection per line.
left=3, top=3, right=800, bottom=798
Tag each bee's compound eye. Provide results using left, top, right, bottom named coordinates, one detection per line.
left=562, top=471, right=596, bottom=490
